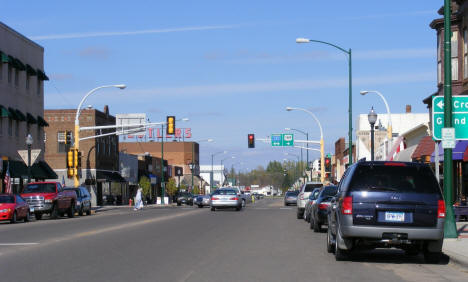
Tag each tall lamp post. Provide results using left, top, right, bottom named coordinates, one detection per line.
left=190, top=138, right=213, bottom=192
left=220, top=156, right=235, bottom=187
left=286, top=107, right=325, bottom=183
left=296, top=38, right=352, bottom=166
left=360, top=90, right=392, bottom=157
left=74, top=84, right=126, bottom=187
left=368, top=107, right=377, bottom=161
left=211, top=150, right=227, bottom=191
left=26, top=134, right=33, bottom=183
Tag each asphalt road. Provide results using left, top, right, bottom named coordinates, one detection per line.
left=1, top=198, right=468, bottom=282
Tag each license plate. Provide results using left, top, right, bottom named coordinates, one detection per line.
left=30, top=207, right=34, bottom=212
left=385, top=212, right=405, bottom=222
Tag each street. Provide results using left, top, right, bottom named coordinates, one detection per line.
left=0, top=198, right=467, bottom=282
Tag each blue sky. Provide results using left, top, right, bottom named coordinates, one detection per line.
left=3, top=0, right=442, bottom=171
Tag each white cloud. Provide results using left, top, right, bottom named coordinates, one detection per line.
left=30, top=24, right=239, bottom=40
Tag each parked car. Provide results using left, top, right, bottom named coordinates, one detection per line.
left=210, top=188, right=243, bottom=211
left=21, top=182, right=77, bottom=220
left=309, top=185, right=337, bottom=231
left=284, top=190, right=299, bottom=206
left=327, top=161, right=445, bottom=263
left=296, top=182, right=323, bottom=219
left=304, top=188, right=322, bottom=222
left=176, top=192, right=194, bottom=206
left=64, top=187, right=92, bottom=216
left=194, top=195, right=211, bottom=208
left=0, top=194, right=31, bottom=223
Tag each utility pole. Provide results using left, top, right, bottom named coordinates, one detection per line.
left=443, top=0, right=458, bottom=238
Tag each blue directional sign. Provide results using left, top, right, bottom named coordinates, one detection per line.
left=271, top=134, right=294, bottom=147
left=271, top=134, right=282, bottom=146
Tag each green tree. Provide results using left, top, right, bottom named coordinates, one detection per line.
left=139, top=176, right=151, bottom=197
left=166, top=178, right=179, bottom=196
left=193, top=185, right=200, bottom=195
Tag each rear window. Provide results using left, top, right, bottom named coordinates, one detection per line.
left=286, top=191, right=299, bottom=196
left=349, top=165, right=440, bottom=194
left=304, top=184, right=323, bottom=192
left=213, top=189, right=236, bottom=195
left=320, top=186, right=338, bottom=197
left=0, top=195, right=15, bottom=203
left=23, top=183, right=56, bottom=193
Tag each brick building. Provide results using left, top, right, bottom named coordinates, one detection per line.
left=44, top=106, right=125, bottom=206
left=0, top=21, right=55, bottom=193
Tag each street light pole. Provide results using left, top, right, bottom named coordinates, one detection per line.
left=368, top=107, right=377, bottom=161
left=296, top=38, right=352, bottom=166
left=286, top=107, right=325, bottom=183
left=161, top=123, right=165, bottom=204
left=26, top=134, right=33, bottom=183
left=74, top=84, right=126, bottom=187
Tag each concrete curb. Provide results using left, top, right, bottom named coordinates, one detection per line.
left=443, top=248, right=468, bottom=268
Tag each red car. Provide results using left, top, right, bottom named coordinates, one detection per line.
left=0, top=194, right=31, bottom=223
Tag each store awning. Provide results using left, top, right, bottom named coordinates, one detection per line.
left=0, top=51, right=9, bottom=63
left=1, top=160, right=57, bottom=179
left=411, top=136, right=435, bottom=161
left=394, top=144, right=418, bottom=162
left=7, top=107, right=19, bottom=120
left=431, top=141, right=468, bottom=162
left=26, top=64, right=37, bottom=76
left=37, top=115, right=49, bottom=127
left=36, top=69, right=49, bottom=81
left=96, top=171, right=126, bottom=182
left=14, top=58, right=25, bottom=71
left=0, top=104, right=13, bottom=118
left=26, top=113, right=37, bottom=124
left=14, top=109, right=26, bottom=121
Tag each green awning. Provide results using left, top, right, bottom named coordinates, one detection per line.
left=26, top=113, right=37, bottom=124
left=1, top=160, right=57, bottom=180
left=26, top=64, right=37, bottom=76
left=0, top=51, right=8, bottom=63
left=0, top=105, right=12, bottom=118
left=14, top=109, right=26, bottom=121
left=37, top=115, right=49, bottom=127
left=37, top=69, right=49, bottom=81
left=7, top=107, right=19, bottom=120
left=14, top=58, right=25, bottom=71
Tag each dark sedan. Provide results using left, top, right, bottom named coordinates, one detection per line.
left=284, top=190, right=299, bottom=206
left=176, top=192, right=193, bottom=206
left=310, top=185, right=337, bottom=232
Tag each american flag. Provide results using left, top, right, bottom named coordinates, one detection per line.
left=3, top=162, right=11, bottom=194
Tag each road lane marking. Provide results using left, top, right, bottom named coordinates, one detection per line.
left=0, top=243, right=39, bottom=246
left=280, top=207, right=292, bottom=210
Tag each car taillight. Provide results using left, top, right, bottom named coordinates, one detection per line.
left=437, top=199, right=446, bottom=218
left=384, top=162, right=406, bottom=167
left=318, top=203, right=329, bottom=210
left=230, top=197, right=239, bottom=201
left=341, top=196, right=352, bottom=215
left=211, top=197, right=219, bottom=201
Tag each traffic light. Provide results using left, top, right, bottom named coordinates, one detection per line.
left=248, top=134, right=255, bottom=148
left=67, top=149, right=74, bottom=168
left=325, top=157, right=331, bottom=172
left=318, top=159, right=321, bottom=171
left=65, top=131, right=72, bottom=145
left=77, top=151, right=82, bottom=169
left=166, top=116, right=175, bottom=135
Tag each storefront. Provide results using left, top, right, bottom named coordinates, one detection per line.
left=1, top=159, right=57, bottom=194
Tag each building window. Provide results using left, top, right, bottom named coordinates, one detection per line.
left=438, top=33, right=442, bottom=84
left=452, top=31, right=459, bottom=81
left=57, top=131, right=68, bottom=153
left=15, top=120, right=19, bottom=137
left=464, top=29, right=468, bottom=79
left=26, top=74, right=30, bottom=90
left=8, top=118, right=12, bottom=136
left=8, top=65, right=12, bottom=83
left=14, top=69, right=19, bottom=86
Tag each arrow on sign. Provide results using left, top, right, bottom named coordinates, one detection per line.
left=436, top=100, right=444, bottom=110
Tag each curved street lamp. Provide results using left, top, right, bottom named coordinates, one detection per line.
left=368, top=107, right=378, bottom=161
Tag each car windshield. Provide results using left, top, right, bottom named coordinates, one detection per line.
left=23, top=183, right=56, bottom=193
left=0, top=195, right=15, bottom=203
left=349, top=165, right=440, bottom=194
left=304, top=184, right=323, bottom=192
left=213, top=189, right=237, bottom=195
left=178, top=192, right=190, bottom=197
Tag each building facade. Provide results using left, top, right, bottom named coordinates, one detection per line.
left=0, top=21, right=54, bottom=193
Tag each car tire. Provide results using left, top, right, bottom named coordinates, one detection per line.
left=327, top=225, right=335, bottom=253
left=50, top=204, right=59, bottom=219
left=334, top=231, right=349, bottom=261
left=236, top=205, right=241, bottom=211
left=313, top=218, right=321, bottom=233
left=67, top=203, right=75, bottom=218
left=285, top=203, right=289, bottom=206
left=10, top=211, right=17, bottom=224
left=79, top=206, right=84, bottom=216
left=35, top=213, right=42, bottom=220
left=424, top=250, right=442, bottom=264
left=86, top=206, right=91, bottom=216
left=404, top=246, right=419, bottom=256
left=211, top=207, right=215, bottom=211
left=198, top=205, right=203, bottom=208
left=24, top=211, right=31, bottom=222
left=296, top=210, right=303, bottom=219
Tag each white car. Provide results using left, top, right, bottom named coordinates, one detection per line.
left=210, top=188, right=243, bottom=211
left=296, top=182, right=323, bottom=219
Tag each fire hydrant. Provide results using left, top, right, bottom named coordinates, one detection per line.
left=129, top=198, right=133, bottom=207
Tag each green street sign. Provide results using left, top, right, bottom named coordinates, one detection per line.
left=271, top=133, right=294, bottom=146
left=432, top=96, right=468, bottom=140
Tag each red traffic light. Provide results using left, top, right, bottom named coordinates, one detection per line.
left=248, top=134, right=255, bottom=148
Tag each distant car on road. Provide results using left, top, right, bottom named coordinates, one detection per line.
left=296, top=182, right=323, bottom=219
left=284, top=190, right=299, bottom=206
left=309, top=185, right=337, bottom=232
left=176, top=192, right=194, bottom=206
left=194, top=195, right=211, bottom=208
left=210, top=188, right=243, bottom=211
left=0, top=194, right=31, bottom=223
left=64, top=187, right=92, bottom=216
left=327, top=161, right=445, bottom=263
left=304, top=188, right=322, bottom=222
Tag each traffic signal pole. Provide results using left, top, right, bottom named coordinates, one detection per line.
left=320, top=138, right=325, bottom=183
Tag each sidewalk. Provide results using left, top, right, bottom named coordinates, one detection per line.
left=92, top=203, right=178, bottom=213
left=443, top=221, right=468, bottom=267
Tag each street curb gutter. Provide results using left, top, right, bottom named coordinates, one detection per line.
left=443, top=248, right=468, bottom=268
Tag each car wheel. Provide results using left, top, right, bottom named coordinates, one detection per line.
left=198, top=205, right=203, bottom=208
left=211, top=207, right=215, bottom=211
left=24, top=210, right=31, bottom=222
left=327, top=226, right=335, bottom=253
left=79, top=206, right=84, bottom=216
left=35, top=213, right=42, bottom=220
left=284, top=203, right=288, bottom=206
left=313, top=218, right=321, bottom=232
left=10, top=211, right=17, bottom=224
left=296, top=210, right=303, bottom=219
left=67, top=203, right=75, bottom=218
left=50, top=204, right=59, bottom=219
left=177, top=202, right=181, bottom=206
left=334, top=231, right=349, bottom=261
left=86, top=208, right=91, bottom=215
left=404, top=246, right=419, bottom=256
left=424, top=250, right=441, bottom=264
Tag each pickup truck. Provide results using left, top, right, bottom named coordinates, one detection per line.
left=21, top=181, right=77, bottom=220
